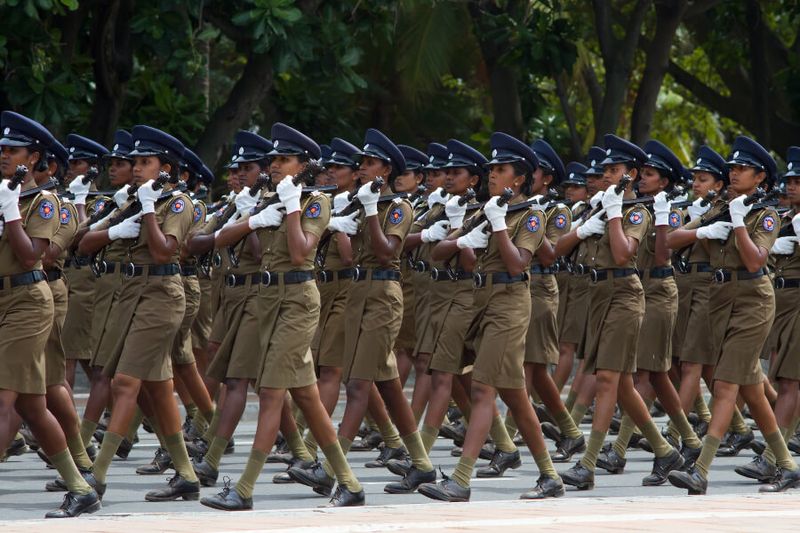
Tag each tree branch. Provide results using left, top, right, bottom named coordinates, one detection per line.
left=685, top=0, right=723, bottom=18
left=591, top=0, right=614, bottom=62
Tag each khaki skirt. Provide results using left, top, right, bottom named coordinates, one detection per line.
left=428, top=278, right=474, bottom=375
left=62, top=264, right=97, bottom=360
left=89, top=268, right=123, bottom=368
left=191, top=276, right=215, bottom=350
left=560, top=274, right=590, bottom=349
left=312, top=277, right=351, bottom=368
left=768, top=285, right=800, bottom=381
left=171, top=275, right=200, bottom=366
left=44, top=278, right=68, bottom=387
left=412, top=270, right=434, bottom=355
left=525, top=274, right=560, bottom=365
left=206, top=278, right=262, bottom=382
left=678, top=271, right=715, bottom=365
left=395, top=262, right=416, bottom=351
left=636, top=275, right=678, bottom=372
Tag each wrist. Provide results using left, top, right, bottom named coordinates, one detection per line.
left=450, top=216, right=464, bottom=230
left=363, top=204, right=378, bottom=217
left=140, top=200, right=155, bottom=214
left=456, top=236, right=469, bottom=249
left=3, top=204, right=21, bottom=222
left=654, top=212, right=669, bottom=226
left=284, top=198, right=301, bottom=215
left=731, top=214, right=745, bottom=228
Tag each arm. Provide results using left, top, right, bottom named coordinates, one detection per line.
left=366, top=215, right=400, bottom=266
left=214, top=218, right=253, bottom=247
left=665, top=227, right=698, bottom=249
left=431, top=233, right=462, bottom=263
left=554, top=229, right=582, bottom=257
left=335, top=232, right=353, bottom=266
left=654, top=225, right=672, bottom=266
left=186, top=232, right=216, bottom=255
left=285, top=211, right=320, bottom=267
left=5, top=221, right=49, bottom=270
left=608, top=218, right=639, bottom=266
left=494, top=229, right=531, bottom=277
left=141, top=212, right=179, bottom=264
left=535, top=239, right=556, bottom=267
left=733, top=226, right=769, bottom=272
left=403, top=231, right=423, bottom=252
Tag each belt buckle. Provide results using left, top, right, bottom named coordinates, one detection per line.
left=212, top=252, right=222, bottom=268
left=352, top=267, right=361, bottom=281
left=430, top=267, right=440, bottom=281
left=414, top=261, right=427, bottom=273
left=318, top=270, right=330, bottom=283
left=97, top=260, right=108, bottom=275
left=678, top=259, right=689, bottom=274
left=713, top=269, right=726, bottom=283
left=262, top=271, right=272, bottom=287
left=123, top=263, right=136, bottom=278
left=590, top=269, right=599, bottom=283
left=472, top=273, right=485, bottom=289
left=225, top=273, right=237, bottom=287
left=576, top=264, right=586, bottom=275
left=775, top=276, right=786, bottom=289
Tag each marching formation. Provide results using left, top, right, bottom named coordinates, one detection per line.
left=1, top=109, right=799, bottom=519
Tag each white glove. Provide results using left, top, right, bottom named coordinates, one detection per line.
left=527, top=194, right=546, bottom=211
left=696, top=221, right=733, bottom=240
left=445, top=195, right=467, bottom=229
left=601, top=186, right=624, bottom=220
left=357, top=182, right=380, bottom=217
left=576, top=209, right=606, bottom=239
left=671, top=192, right=689, bottom=205
left=771, top=236, right=798, bottom=255
left=421, top=219, right=450, bottom=243
left=137, top=179, right=160, bottom=214
left=589, top=190, right=604, bottom=209
left=332, top=192, right=350, bottom=214
left=248, top=202, right=284, bottom=229
left=68, top=176, right=91, bottom=205
left=113, top=185, right=131, bottom=207
left=483, top=196, right=508, bottom=231
left=277, top=178, right=303, bottom=214
left=0, top=179, right=21, bottom=222
left=792, top=213, right=800, bottom=237
left=89, top=209, right=116, bottom=231
left=653, top=191, right=671, bottom=226
left=729, top=195, right=752, bottom=228
left=328, top=211, right=359, bottom=235
left=235, top=187, right=259, bottom=214
left=0, top=219, right=4, bottom=237
left=427, top=187, right=448, bottom=209
left=456, top=221, right=490, bottom=249
left=687, top=197, right=711, bottom=220
left=108, top=213, right=142, bottom=240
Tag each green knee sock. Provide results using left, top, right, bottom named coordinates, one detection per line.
left=92, top=431, right=123, bottom=484
left=694, top=394, right=711, bottom=422
left=489, top=414, right=517, bottom=453
left=192, top=409, right=214, bottom=435
left=420, top=423, right=440, bottom=454
left=185, top=403, right=198, bottom=421
left=554, top=408, right=583, bottom=439
left=126, top=409, right=144, bottom=442
left=79, top=418, right=98, bottom=446
left=666, top=419, right=681, bottom=443
left=365, top=414, right=379, bottom=432
left=163, top=432, right=198, bottom=482
left=452, top=455, right=476, bottom=488
left=565, top=390, right=578, bottom=412
left=203, top=436, right=229, bottom=470
left=322, top=436, right=351, bottom=479
left=579, top=429, right=606, bottom=471
left=235, top=449, right=266, bottom=499
left=285, top=429, right=314, bottom=462
left=534, top=451, right=559, bottom=479
left=570, top=403, right=589, bottom=426
left=202, top=409, right=221, bottom=442
left=639, top=419, right=673, bottom=457
left=303, top=431, right=319, bottom=460
left=322, top=441, right=362, bottom=492
left=66, top=433, right=92, bottom=470
left=377, top=418, right=403, bottom=449
left=504, top=411, right=518, bottom=437
left=294, top=409, right=307, bottom=436
left=401, top=431, right=434, bottom=472
left=672, top=411, right=701, bottom=448
left=50, top=449, right=92, bottom=495
left=764, top=430, right=798, bottom=471
left=612, top=415, right=635, bottom=458
left=694, top=435, right=721, bottom=478
left=729, top=407, right=750, bottom=434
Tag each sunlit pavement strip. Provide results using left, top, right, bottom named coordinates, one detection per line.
left=2, top=494, right=799, bottom=533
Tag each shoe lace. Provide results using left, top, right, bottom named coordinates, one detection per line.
left=220, top=476, right=232, bottom=496
left=438, top=466, right=450, bottom=482
left=327, top=485, right=342, bottom=505
left=60, top=492, right=76, bottom=510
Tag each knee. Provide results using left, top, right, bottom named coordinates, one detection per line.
left=111, top=376, right=139, bottom=399
left=470, top=383, right=493, bottom=405
left=431, top=372, right=451, bottom=390
left=345, top=380, right=369, bottom=403
left=595, top=371, right=617, bottom=391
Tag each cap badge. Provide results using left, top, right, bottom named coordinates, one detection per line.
left=273, top=140, right=279, bottom=147
left=789, top=162, right=794, bottom=170
left=733, top=151, right=739, bottom=158
left=429, top=155, right=435, bottom=162
left=113, top=144, right=119, bottom=151
left=448, top=153, right=453, bottom=159
left=3, top=127, right=9, bottom=135
left=606, top=149, right=612, bottom=155
left=134, top=140, right=140, bottom=147
left=238, top=147, right=245, bottom=154
left=69, top=147, right=75, bottom=153
left=491, top=149, right=498, bottom=157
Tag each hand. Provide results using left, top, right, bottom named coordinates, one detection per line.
left=421, top=219, right=450, bottom=242
left=328, top=211, right=359, bottom=235
left=357, top=182, right=380, bottom=217
left=671, top=192, right=689, bottom=205
left=68, top=176, right=91, bottom=205
left=89, top=210, right=115, bottom=231
left=687, top=197, right=711, bottom=220
left=483, top=196, right=508, bottom=231
left=234, top=187, right=259, bottom=214
left=589, top=190, right=604, bottom=209
left=601, top=186, right=624, bottom=220
left=427, top=187, right=448, bottom=209
left=277, top=178, right=303, bottom=214
left=771, top=236, right=797, bottom=255
left=0, top=219, right=4, bottom=237
left=0, top=179, right=21, bottom=222
left=527, top=194, right=546, bottom=211
left=444, top=195, right=467, bottom=229
left=136, top=180, right=161, bottom=214
left=653, top=191, right=671, bottom=226
left=332, top=192, right=350, bottom=214
left=576, top=209, right=606, bottom=239
left=792, top=213, right=800, bottom=237
left=728, top=195, right=752, bottom=228
left=247, top=202, right=284, bottom=230
left=113, top=185, right=131, bottom=207
left=456, top=221, right=490, bottom=249
left=696, top=221, right=733, bottom=240
left=108, top=213, right=142, bottom=240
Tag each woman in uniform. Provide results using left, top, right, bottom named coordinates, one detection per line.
left=418, top=132, right=563, bottom=502
left=0, top=111, right=100, bottom=518
left=667, top=136, right=800, bottom=494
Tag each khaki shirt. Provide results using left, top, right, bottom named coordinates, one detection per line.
left=51, top=200, right=79, bottom=270
left=770, top=208, right=800, bottom=278
left=705, top=206, right=778, bottom=270
left=181, top=200, right=207, bottom=267
left=410, top=203, right=445, bottom=270
left=0, top=190, right=59, bottom=276
left=258, top=193, right=330, bottom=272
left=637, top=205, right=683, bottom=271
left=128, top=193, right=194, bottom=264
left=585, top=204, right=650, bottom=269
left=352, top=198, right=413, bottom=270
left=533, top=203, right=571, bottom=267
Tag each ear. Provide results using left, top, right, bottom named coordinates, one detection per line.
left=754, top=170, right=767, bottom=186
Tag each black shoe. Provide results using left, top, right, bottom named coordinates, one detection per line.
left=44, top=490, right=101, bottom=518
left=136, top=447, right=172, bottom=475
left=450, top=446, right=462, bottom=457
left=86, top=444, right=97, bottom=462
left=37, top=448, right=53, bottom=466
left=694, top=420, right=709, bottom=439
left=561, top=462, right=594, bottom=490
left=788, top=435, right=800, bottom=455
left=322, top=485, right=366, bottom=507
left=357, top=423, right=370, bottom=439
left=287, top=461, right=335, bottom=496
left=540, top=422, right=562, bottom=443
left=637, top=438, right=654, bottom=454
left=225, top=437, right=235, bottom=455
left=479, top=442, right=495, bottom=461
left=609, top=414, right=621, bottom=435
left=667, top=465, right=707, bottom=495
left=142, top=417, right=154, bottom=433
left=115, top=438, right=134, bottom=460
left=273, top=458, right=314, bottom=484
left=186, top=437, right=209, bottom=460
left=384, top=466, right=436, bottom=494
left=447, top=405, right=463, bottom=423
left=680, top=444, right=702, bottom=470
left=519, top=474, right=565, bottom=499
left=596, top=443, right=626, bottom=474
left=750, top=439, right=766, bottom=455
left=365, top=445, right=407, bottom=468
left=19, top=425, right=38, bottom=450
left=758, top=467, right=800, bottom=493
left=662, top=428, right=680, bottom=451
left=439, top=419, right=467, bottom=447
left=735, top=455, right=778, bottom=483
left=418, top=473, right=470, bottom=502
left=476, top=449, right=522, bottom=478
left=6, top=435, right=29, bottom=457
left=184, top=417, right=203, bottom=442
left=687, top=412, right=699, bottom=426
left=266, top=440, right=291, bottom=463
left=650, top=400, right=666, bottom=418
left=349, top=430, right=383, bottom=452
left=181, top=414, right=193, bottom=439
left=45, top=468, right=103, bottom=495
left=551, top=434, right=586, bottom=463
left=193, top=458, right=219, bottom=487
left=93, top=429, right=105, bottom=444
left=716, top=430, right=754, bottom=457
left=386, top=457, right=412, bottom=477
left=534, top=404, right=555, bottom=426
left=643, top=449, right=684, bottom=486
left=628, top=432, right=644, bottom=450
left=200, top=477, right=253, bottom=511
left=512, top=431, right=525, bottom=445
left=144, top=474, right=200, bottom=502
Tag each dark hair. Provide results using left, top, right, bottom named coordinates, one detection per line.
left=511, top=160, right=534, bottom=196
left=157, top=153, right=181, bottom=181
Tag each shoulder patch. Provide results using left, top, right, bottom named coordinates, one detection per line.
left=38, top=199, right=55, bottom=220
left=762, top=215, right=776, bottom=232
left=304, top=201, right=322, bottom=219
left=554, top=213, right=568, bottom=229
left=93, top=199, right=106, bottom=214
left=170, top=198, right=186, bottom=214
left=668, top=211, right=681, bottom=228
left=59, top=206, right=71, bottom=225
left=526, top=213, right=541, bottom=232
left=389, top=206, right=405, bottom=225
left=193, top=205, right=203, bottom=223
left=628, top=210, right=644, bottom=225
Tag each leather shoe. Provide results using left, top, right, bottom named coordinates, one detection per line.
left=735, top=455, right=778, bottom=483
left=716, top=430, right=754, bottom=457
left=551, top=434, right=586, bottom=463
left=45, top=490, right=101, bottom=518
left=137, top=447, right=173, bottom=475
left=750, top=439, right=766, bottom=455
left=322, top=485, right=366, bottom=507
left=349, top=430, right=383, bottom=452
left=200, top=477, right=253, bottom=511
left=225, top=437, right=235, bottom=455
left=365, top=445, right=407, bottom=468
left=788, top=433, right=800, bottom=455
left=643, top=449, right=684, bottom=486
left=540, top=422, right=562, bottom=443
left=476, top=449, right=522, bottom=477
left=115, top=437, right=134, bottom=460
left=479, top=442, right=495, bottom=460
left=450, top=446, right=462, bottom=457
left=758, top=467, right=800, bottom=492
left=288, top=461, right=335, bottom=496
left=144, top=474, right=200, bottom=501
left=6, top=435, right=29, bottom=458
left=266, top=440, right=291, bottom=463
left=384, top=466, right=436, bottom=494
left=534, top=404, right=555, bottom=425
left=273, top=458, right=314, bottom=483
left=185, top=437, right=209, bottom=460
left=418, top=474, right=470, bottom=502
left=439, top=419, right=466, bottom=446
left=693, top=420, right=709, bottom=439
left=519, top=474, right=565, bottom=499
left=561, top=462, right=594, bottom=490
left=667, top=465, right=707, bottom=494
left=596, top=443, right=626, bottom=474
left=386, top=457, right=412, bottom=477
left=193, top=458, right=219, bottom=487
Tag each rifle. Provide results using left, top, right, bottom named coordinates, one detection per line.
left=332, top=178, right=384, bottom=218
left=21, top=177, right=59, bottom=199
left=671, top=190, right=718, bottom=210
left=623, top=185, right=687, bottom=207
left=419, top=189, right=476, bottom=229
left=697, top=188, right=779, bottom=228
left=0, top=165, right=29, bottom=222
left=579, top=175, right=634, bottom=222
left=460, top=188, right=515, bottom=233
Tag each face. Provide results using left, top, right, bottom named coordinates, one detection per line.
left=638, top=166, right=669, bottom=195
left=108, top=158, right=134, bottom=187
left=564, top=184, right=587, bottom=203
left=691, top=171, right=722, bottom=198
left=226, top=171, right=241, bottom=193
left=785, top=177, right=800, bottom=206
left=269, top=154, right=305, bottom=184
left=586, top=174, right=603, bottom=196
left=0, top=145, right=39, bottom=180
left=394, top=170, right=423, bottom=194
left=445, top=167, right=478, bottom=196
left=32, top=158, right=58, bottom=186
left=487, top=163, right=523, bottom=197
left=356, top=156, right=391, bottom=188
left=66, top=159, right=91, bottom=184
left=236, top=161, right=263, bottom=188
left=727, top=164, right=765, bottom=195
left=602, top=163, right=636, bottom=191
left=132, top=155, right=170, bottom=185
left=425, top=169, right=447, bottom=192
left=530, top=167, right=552, bottom=196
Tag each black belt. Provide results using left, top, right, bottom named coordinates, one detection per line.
left=641, top=266, right=674, bottom=279
left=413, top=260, right=431, bottom=273
left=260, top=270, right=315, bottom=287
left=691, top=262, right=714, bottom=273
left=571, top=263, right=590, bottom=276
left=774, top=277, right=800, bottom=289
left=181, top=265, right=198, bottom=277
left=224, top=272, right=262, bottom=287
left=473, top=271, right=529, bottom=289
left=712, top=268, right=767, bottom=283
left=65, top=256, right=91, bottom=268
left=530, top=265, right=555, bottom=275
left=316, top=268, right=355, bottom=284
left=430, top=268, right=472, bottom=282
left=45, top=269, right=63, bottom=282
left=104, top=262, right=118, bottom=274
left=353, top=268, right=401, bottom=282
left=123, top=263, right=181, bottom=278
left=590, top=268, right=638, bottom=283
left=0, top=270, right=47, bottom=290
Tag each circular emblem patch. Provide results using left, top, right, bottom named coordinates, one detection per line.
left=629, top=210, right=644, bottom=225
left=526, top=213, right=541, bottom=232
left=389, top=207, right=404, bottom=225
left=554, top=213, right=567, bottom=229
left=59, top=206, right=71, bottom=225
left=762, top=215, right=776, bottom=232
left=38, top=200, right=55, bottom=220
left=668, top=211, right=681, bottom=228
left=171, top=198, right=185, bottom=213
left=93, top=200, right=106, bottom=214
left=304, top=202, right=321, bottom=219
left=193, top=205, right=203, bottom=223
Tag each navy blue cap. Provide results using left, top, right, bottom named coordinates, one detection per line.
left=486, top=132, right=538, bottom=171
left=48, top=139, right=69, bottom=171
left=0, top=111, right=51, bottom=148
left=319, top=144, right=332, bottom=161
left=107, top=130, right=133, bottom=160
left=355, top=128, right=406, bottom=174
left=182, top=147, right=205, bottom=176
left=128, top=125, right=185, bottom=160
left=531, top=139, right=566, bottom=184
left=784, top=146, right=800, bottom=178
left=642, top=140, right=684, bottom=182
left=443, top=139, right=488, bottom=169
left=66, top=133, right=109, bottom=161
left=585, top=146, right=606, bottom=175
left=423, top=142, right=449, bottom=170
left=398, top=145, right=428, bottom=171
left=232, top=130, right=273, bottom=163
left=269, top=122, right=320, bottom=159
left=323, top=138, right=360, bottom=167
left=690, top=145, right=727, bottom=179
left=726, top=135, right=777, bottom=183
left=600, top=134, right=647, bottom=167
left=563, top=162, right=588, bottom=186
